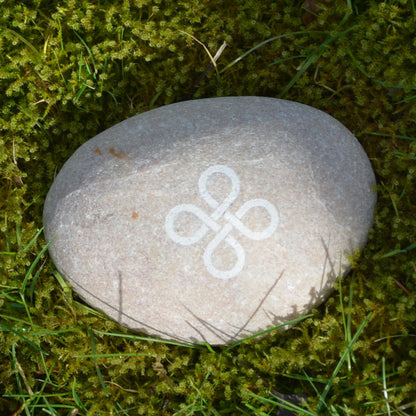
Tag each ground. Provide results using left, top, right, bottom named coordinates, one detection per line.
left=1, top=0, right=416, bottom=414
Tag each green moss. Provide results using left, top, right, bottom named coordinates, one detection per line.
left=1, top=0, right=416, bottom=414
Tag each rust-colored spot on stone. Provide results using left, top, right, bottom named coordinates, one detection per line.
left=108, top=147, right=126, bottom=159
left=94, top=147, right=103, bottom=155
left=132, top=212, right=139, bottom=219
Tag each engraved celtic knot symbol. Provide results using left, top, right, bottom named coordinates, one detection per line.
left=165, top=165, right=279, bottom=280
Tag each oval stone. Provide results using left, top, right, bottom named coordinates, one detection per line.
left=43, top=97, right=376, bottom=345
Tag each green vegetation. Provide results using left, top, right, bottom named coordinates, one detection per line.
left=1, top=0, right=416, bottom=414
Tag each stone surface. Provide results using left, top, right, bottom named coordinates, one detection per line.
left=43, top=97, right=376, bottom=345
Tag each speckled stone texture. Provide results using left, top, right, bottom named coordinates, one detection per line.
left=43, top=97, right=376, bottom=345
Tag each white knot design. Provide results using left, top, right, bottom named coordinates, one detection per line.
left=165, top=165, right=279, bottom=279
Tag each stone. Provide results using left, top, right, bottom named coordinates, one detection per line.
left=43, top=97, right=376, bottom=345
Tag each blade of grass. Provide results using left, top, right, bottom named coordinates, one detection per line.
left=21, top=236, right=54, bottom=296
left=243, top=402, right=273, bottom=415
left=88, top=329, right=109, bottom=396
left=178, top=30, right=224, bottom=78
left=105, top=89, right=118, bottom=104
left=115, top=403, right=130, bottom=416
left=23, top=194, right=41, bottom=210
left=225, top=313, right=313, bottom=350
left=78, top=50, right=83, bottom=82
left=397, top=93, right=416, bottom=103
left=244, top=391, right=315, bottom=416
left=279, top=26, right=357, bottom=97
left=347, top=274, right=356, bottom=367
left=1, top=322, right=46, bottom=353
left=302, top=369, right=332, bottom=413
left=0, top=312, right=80, bottom=337
left=74, top=30, right=97, bottom=74
left=392, top=151, right=416, bottom=160
left=11, top=343, right=33, bottom=416
left=338, top=276, right=351, bottom=371
left=347, top=49, right=416, bottom=91
left=6, top=28, right=42, bottom=62
left=369, top=132, right=416, bottom=141
left=338, top=273, right=357, bottom=372
left=85, top=61, right=93, bottom=76
left=369, top=133, right=416, bottom=141
left=74, top=352, right=153, bottom=358
left=29, top=260, right=46, bottom=303
left=379, top=243, right=416, bottom=259
left=374, top=334, right=416, bottom=343
left=0, top=289, right=21, bottom=303
left=236, top=406, right=254, bottom=416
left=197, top=342, right=216, bottom=353
left=75, top=84, right=89, bottom=102
left=382, top=357, right=392, bottom=416
left=149, top=91, right=162, bottom=107
left=340, top=0, right=353, bottom=25
left=72, top=378, right=88, bottom=413
left=93, top=329, right=205, bottom=349
left=23, top=227, right=44, bottom=253
left=220, top=31, right=316, bottom=74
left=282, top=373, right=332, bottom=384
left=56, top=17, right=64, bottom=53
left=338, top=371, right=400, bottom=395
left=52, top=270, right=73, bottom=300
left=28, top=357, right=59, bottom=412
left=316, top=312, right=373, bottom=412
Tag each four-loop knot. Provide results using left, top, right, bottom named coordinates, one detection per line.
left=165, top=165, right=279, bottom=279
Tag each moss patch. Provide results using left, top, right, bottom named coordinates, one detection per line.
left=1, top=0, right=416, bottom=414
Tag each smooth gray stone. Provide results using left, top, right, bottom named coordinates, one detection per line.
left=43, top=97, right=376, bottom=345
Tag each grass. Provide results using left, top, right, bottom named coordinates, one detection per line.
left=1, top=0, right=416, bottom=414
left=73, top=31, right=118, bottom=107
